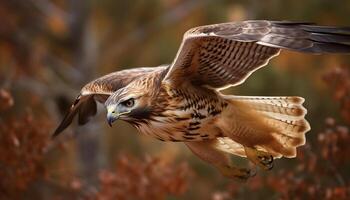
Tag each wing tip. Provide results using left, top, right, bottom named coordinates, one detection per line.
left=51, top=128, right=62, bottom=139
left=51, top=116, right=72, bottom=139
left=51, top=96, right=82, bottom=139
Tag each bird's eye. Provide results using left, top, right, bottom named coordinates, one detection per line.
left=122, top=98, right=135, bottom=107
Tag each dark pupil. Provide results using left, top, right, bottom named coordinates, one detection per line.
left=125, top=99, right=134, bottom=107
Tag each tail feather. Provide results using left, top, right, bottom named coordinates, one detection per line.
left=219, top=96, right=310, bottom=159
left=265, top=117, right=309, bottom=135
left=232, top=96, right=309, bottom=133
left=244, top=102, right=306, bottom=118
left=232, top=96, right=306, bottom=114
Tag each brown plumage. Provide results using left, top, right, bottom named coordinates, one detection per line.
left=53, top=20, right=350, bottom=180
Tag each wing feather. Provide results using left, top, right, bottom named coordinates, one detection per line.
left=52, top=66, right=166, bottom=137
left=164, top=20, right=350, bottom=89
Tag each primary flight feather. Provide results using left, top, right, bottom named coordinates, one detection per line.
left=53, top=20, right=350, bottom=180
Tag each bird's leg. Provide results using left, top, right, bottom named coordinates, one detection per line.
left=244, top=146, right=274, bottom=170
left=185, top=140, right=255, bottom=181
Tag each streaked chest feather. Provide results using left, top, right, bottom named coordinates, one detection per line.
left=134, top=89, right=228, bottom=141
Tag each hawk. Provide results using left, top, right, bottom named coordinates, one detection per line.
left=53, top=20, right=350, bottom=180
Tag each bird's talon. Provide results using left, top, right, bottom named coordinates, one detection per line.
left=258, top=155, right=273, bottom=165
left=245, top=147, right=274, bottom=171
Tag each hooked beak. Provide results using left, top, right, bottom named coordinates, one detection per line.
left=107, top=112, right=118, bottom=127
left=106, top=105, right=131, bottom=127
left=107, top=105, right=119, bottom=127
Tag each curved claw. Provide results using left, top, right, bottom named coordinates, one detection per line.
left=245, top=147, right=274, bottom=171
left=258, top=155, right=274, bottom=170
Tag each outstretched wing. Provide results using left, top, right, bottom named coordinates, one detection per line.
left=53, top=66, right=166, bottom=137
left=163, top=20, right=350, bottom=89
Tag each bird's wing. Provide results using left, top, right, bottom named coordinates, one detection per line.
left=53, top=66, right=166, bottom=137
left=163, top=20, right=350, bottom=90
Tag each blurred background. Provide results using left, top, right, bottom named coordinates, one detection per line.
left=0, top=0, right=350, bottom=199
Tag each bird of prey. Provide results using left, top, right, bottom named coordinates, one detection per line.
left=53, top=20, right=350, bottom=180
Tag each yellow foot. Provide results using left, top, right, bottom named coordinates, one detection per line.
left=218, top=165, right=256, bottom=181
left=244, top=147, right=274, bottom=171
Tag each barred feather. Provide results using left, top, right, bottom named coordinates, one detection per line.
left=216, top=96, right=310, bottom=158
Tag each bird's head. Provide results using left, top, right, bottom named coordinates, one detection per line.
left=105, top=81, right=153, bottom=126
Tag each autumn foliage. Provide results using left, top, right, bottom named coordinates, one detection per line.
left=0, top=91, right=48, bottom=198
left=1, top=0, right=350, bottom=199
left=323, top=67, right=350, bottom=124
left=93, top=155, right=191, bottom=200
